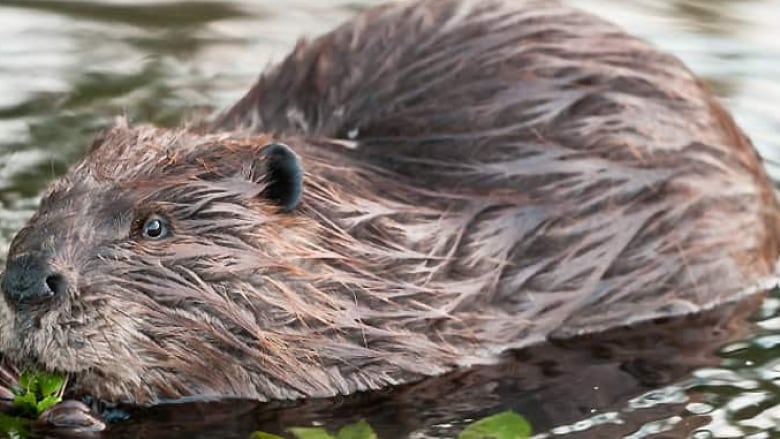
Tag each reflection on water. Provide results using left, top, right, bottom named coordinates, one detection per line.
left=0, top=0, right=779, bottom=438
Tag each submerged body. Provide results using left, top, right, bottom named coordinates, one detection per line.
left=0, top=0, right=778, bottom=404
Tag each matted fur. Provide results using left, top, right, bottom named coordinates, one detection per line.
left=0, top=0, right=778, bottom=404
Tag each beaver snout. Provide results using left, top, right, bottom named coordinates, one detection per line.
left=1, top=253, right=67, bottom=308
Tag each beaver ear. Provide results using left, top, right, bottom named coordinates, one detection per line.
left=255, top=143, right=303, bottom=212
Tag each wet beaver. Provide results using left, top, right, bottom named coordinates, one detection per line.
left=1, top=0, right=779, bottom=407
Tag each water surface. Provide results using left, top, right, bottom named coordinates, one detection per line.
left=0, top=0, right=779, bottom=438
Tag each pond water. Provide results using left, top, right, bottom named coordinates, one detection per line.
left=0, top=0, right=779, bottom=438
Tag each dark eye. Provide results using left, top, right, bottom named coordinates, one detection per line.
left=141, top=216, right=169, bottom=240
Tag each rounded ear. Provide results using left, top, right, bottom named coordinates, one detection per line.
left=256, top=143, right=303, bottom=212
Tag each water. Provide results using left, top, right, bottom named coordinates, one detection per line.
left=0, top=0, right=779, bottom=437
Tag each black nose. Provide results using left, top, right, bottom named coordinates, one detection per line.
left=1, top=253, right=66, bottom=308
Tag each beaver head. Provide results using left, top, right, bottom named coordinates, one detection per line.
left=0, top=121, right=329, bottom=403
left=0, top=119, right=473, bottom=405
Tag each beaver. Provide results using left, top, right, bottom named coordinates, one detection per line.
left=0, top=0, right=778, bottom=409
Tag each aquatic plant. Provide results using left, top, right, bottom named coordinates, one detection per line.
left=250, top=410, right=531, bottom=439
left=12, top=370, right=66, bottom=417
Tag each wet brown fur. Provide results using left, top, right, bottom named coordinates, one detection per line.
left=1, top=0, right=779, bottom=404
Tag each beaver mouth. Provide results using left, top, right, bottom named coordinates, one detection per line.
left=0, top=344, right=78, bottom=377
left=0, top=352, right=70, bottom=397
left=0, top=307, right=94, bottom=378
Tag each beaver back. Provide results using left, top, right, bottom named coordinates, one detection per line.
left=219, top=0, right=780, bottom=340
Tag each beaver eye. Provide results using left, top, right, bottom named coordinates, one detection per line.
left=141, top=216, right=169, bottom=240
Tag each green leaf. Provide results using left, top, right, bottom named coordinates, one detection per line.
left=36, top=395, right=62, bottom=414
left=13, top=391, right=36, bottom=409
left=0, top=413, right=31, bottom=438
left=458, top=411, right=532, bottom=439
left=288, top=427, right=336, bottom=439
left=12, top=391, right=38, bottom=417
left=10, top=370, right=67, bottom=418
left=287, top=421, right=375, bottom=439
left=17, top=370, right=35, bottom=392
left=249, top=431, right=285, bottom=439
left=37, top=373, right=65, bottom=397
left=336, top=421, right=376, bottom=439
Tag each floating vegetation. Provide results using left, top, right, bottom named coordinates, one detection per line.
left=250, top=411, right=531, bottom=439
left=12, top=370, right=66, bottom=417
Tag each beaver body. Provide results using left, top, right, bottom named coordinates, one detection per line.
left=0, top=0, right=778, bottom=405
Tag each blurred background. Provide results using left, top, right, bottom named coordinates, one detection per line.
left=0, top=1, right=779, bottom=438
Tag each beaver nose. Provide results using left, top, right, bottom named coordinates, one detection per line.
left=1, top=253, right=66, bottom=308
